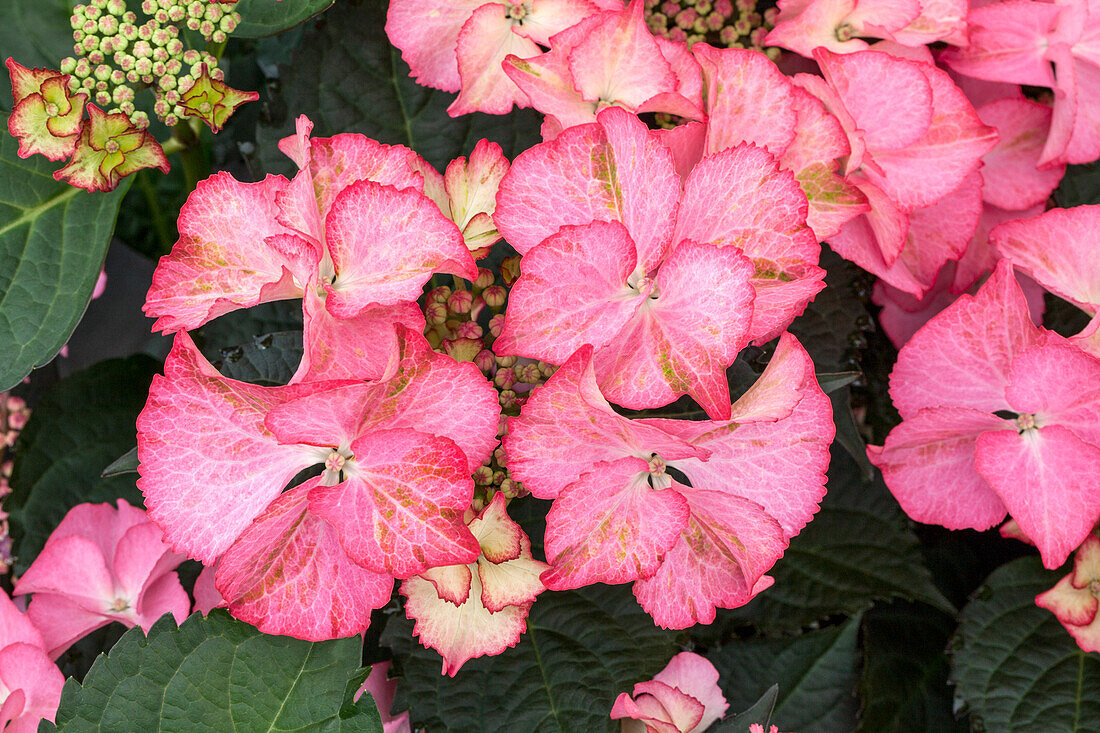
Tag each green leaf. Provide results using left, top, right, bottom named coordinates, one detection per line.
left=0, top=132, right=133, bottom=390
left=234, top=0, right=335, bottom=38
left=713, top=685, right=778, bottom=733
left=858, top=602, right=967, bottom=732
left=193, top=299, right=303, bottom=361
left=789, top=247, right=873, bottom=372
left=101, top=446, right=139, bottom=477
left=6, top=355, right=159, bottom=573
left=255, top=0, right=543, bottom=174
left=712, top=449, right=953, bottom=634
left=816, top=371, right=860, bottom=394
left=952, top=557, right=1100, bottom=732
left=1054, top=161, right=1100, bottom=208
left=212, top=331, right=303, bottom=385
left=383, top=584, right=677, bottom=732
left=0, top=0, right=74, bottom=110
left=43, top=610, right=383, bottom=733
left=711, top=615, right=863, bottom=733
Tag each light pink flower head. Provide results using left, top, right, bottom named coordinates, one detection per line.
left=401, top=493, right=549, bottom=676
left=610, top=652, right=728, bottom=733
left=506, top=334, right=833, bottom=628
left=870, top=261, right=1100, bottom=569
left=1036, top=532, right=1100, bottom=653
left=0, top=590, right=64, bottom=733
left=13, top=499, right=189, bottom=659
left=494, top=106, right=823, bottom=418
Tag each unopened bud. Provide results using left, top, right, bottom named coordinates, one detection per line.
left=473, top=268, right=495, bottom=289
left=495, top=369, right=517, bottom=390
left=474, top=349, right=495, bottom=374
left=499, top=390, right=517, bottom=409
left=425, top=301, right=448, bottom=326
left=447, top=289, right=473, bottom=315
left=488, top=313, right=505, bottom=338
left=482, top=285, right=506, bottom=308
left=428, top=285, right=452, bottom=304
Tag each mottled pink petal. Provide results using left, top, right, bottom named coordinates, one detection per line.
left=889, top=259, right=1043, bottom=418
left=675, top=145, right=823, bottom=343
left=654, top=121, right=707, bottom=181
left=891, top=0, right=968, bottom=46
left=975, top=425, right=1100, bottom=568
left=1036, top=573, right=1099, bottom=626
left=216, top=480, right=393, bottom=640
left=444, top=139, right=510, bottom=252
left=592, top=239, right=755, bottom=418
left=470, top=492, right=522, bottom=563
left=0, top=643, right=64, bottom=732
left=765, top=0, right=869, bottom=57
left=541, top=456, right=690, bottom=589
left=653, top=652, right=730, bottom=731
left=502, top=25, right=600, bottom=132
left=307, top=430, right=479, bottom=577
left=895, top=168, right=984, bottom=289
left=385, top=0, right=485, bottom=91
left=641, top=332, right=833, bottom=539
left=521, top=0, right=607, bottom=45
left=504, top=345, right=708, bottom=499
left=694, top=45, right=797, bottom=157
left=324, top=181, right=474, bottom=317
left=493, top=221, right=643, bottom=363
left=868, top=407, right=1012, bottom=530
left=478, top=552, right=547, bottom=613
left=978, top=98, right=1065, bottom=210
left=495, top=106, right=681, bottom=267
left=613, top=680, right=704, bottom=732
left=144, top=173, right=307, bottom=333
left=1004, top=343, right=1100, bottom=447
left=991, top=205, right=1100, bottom=312
left=1058, top=56, right=1100, bottom=165
left=939, top=2, right=1061, bottom=86
left=449, top=4, right=539, bottom=116
left=137, top=332, right=339, bottom=563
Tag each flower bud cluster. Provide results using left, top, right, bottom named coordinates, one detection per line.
left=0, top=393, right=31, bottom=574
left=644, top=0, right=778, bottom=57
left=60, top=0, right=239, bottom=127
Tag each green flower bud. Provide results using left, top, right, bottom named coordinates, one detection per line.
left=107, top=0, right=126, bottom=15
left=163, top=113, right=179, bottom=126
left=186, top=17, right=200, bottom=30
left=165, top=58, right=182, bottom=75
left=82, top=18, right=98, bottom=34
left=168, top=5, right=185, bottom=21
left=95, top=90, right=111, bottom=106
left=122, top=10, right=136, bottom=22
left=85, top=5, right=102, bottom=20
left=137, top=22, right=153, bottom=40
left=182, top=49, right=200, bottom=64
left=219, top=14, right=237, bottom=33
left=72, top=31, right=86, bottom=45
left=187, top=1, right=203, bottom=18
left=204, top=4, right=222, bottom=21
left=158, top=74, right=176, bottom=90
left=130, top=110, right=149, bottom=127
left=94, top=63, right=111, bottom=80
left=133, top=40, right=152, bottom=57
left=60, top=57, right=78, bottom=74
left=152, top=46, right=168, bottom=62
left=134, top=57, right=152, bottom=75
left=166, top=38, right=183, bottom=56
left=98, top=15, right=118, bottom=34
left=198, top=19, right=215, bottom=37
left=121, top=22, right=138, bottom=40
left=211, top=29, right=226, bottom=43
left=81, top=35, right=101, bottom=53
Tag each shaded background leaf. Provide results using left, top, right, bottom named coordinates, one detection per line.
left=234, top=0, right=335, bottom=38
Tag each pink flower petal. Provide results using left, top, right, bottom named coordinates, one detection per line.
left=975, top=425, right=1100, bottom=568
left=307, top=429, right=479, bottom=577
left=1036, top=573, right=1099, bottom=626
left=1004, top=343, right=1100, bottom=448
left=765, top=0, right=868, bottom=58
left=675, top=145, right=823, bottom=343
left=653, top=652, right=730, bottom=731
left=620, top=680, right=705, bottom=732
left=541, top=456, right=690, bottom=589
left=22, top=593, right=110, bottom=660
left=137, top=332, right=341, bottom=563
left=419, top=565, right=473, bottom=606
left=868, top=407, right=1012, bottom=530
left=891, top=0, right=968, bottom=46
left=470, top=492, right=522, bottom=563
left=111, top=521, right=184, bottom=612
left=978, top=98, right=1065, bottom=210
left=449, top=4, right=540, bottom=115
left=384, top=0, right=484, bottom=91
left=355, top=661, right=413, bottom=733
left=133, top=571, right=190, bottom=631
left=938, top=2, right=1061, bottom=87
left=192, top=563, right=225, bottom=614
left=477, top=552, right=548, bottom=613
left=144, top=173, right=307, bottom=333
left=216, top=481, right=393, bottom=640
left=0, top=591, right=44, bottom=650
left=15, top=535, right=115, bottom=613
left=324, top=180, right=474, bottom=317
left=504, top=344, right=708, bottom=500
left=0, top=643, right=64, bottom=731
left=444, top=139, right=510, bottom=251
left=889, top=259, right=1042, bottom=418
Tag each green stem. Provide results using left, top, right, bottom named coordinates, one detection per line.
left=137, top=171, right=173, bottom=255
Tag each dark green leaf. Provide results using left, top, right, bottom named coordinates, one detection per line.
left=234, top=0, right=335, bottom=38
left=711, top=615, right=862, bottom=733
left=789, top=247, right=873, bottom=372
left=212, top=331, right=303, bottom=385
left=831, top=387, right=874, bottom=478
left=0, top=132, right=133, bottom=390
left=7, top=355, right=159, bottom=573
left=193, top=299, right=303, bottom=361
left=0, top=0, right=74, bottom=110
left=44, top=610, right=383, bottom=733
left=383, top=584, right=677, bottom=732
left=712, top=449, right=952, bottom=634
left=1054, top=161, right=1100, bottom=208
left=952, top=557, right=1100, bottom=732
left=816, top=371, right=860, bottom=394
left=255, top=0, right=543, bottom=174
left=858, top=602, right=967, bottom=733
left=101, top=446, right=139, bottom=477
left=713, top=685, right=777, bottom=733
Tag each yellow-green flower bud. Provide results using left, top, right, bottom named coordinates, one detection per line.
left=60, top=57, right=78, bottom=74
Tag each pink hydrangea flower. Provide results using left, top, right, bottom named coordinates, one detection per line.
left=13, top=499, right=189, bottom=659
left=494, top=106, right=823, bottom=417
left=401, top=493, right=549, bottom=675
left=505, top=334, right=833, bottom=628
left=1036, top=532, right=1100, bottom=653
left=0, top=590, right=64, bottom=733
left=869, top=261, right=1100, bottom=569
left=355, top=661, right=412, bottom=733
left=137, top=328, right=500, bottom=639
left=610, top=652, right=728, bottom=733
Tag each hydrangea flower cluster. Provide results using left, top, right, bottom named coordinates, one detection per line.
left=644, top=0, right=779, bottom=55
left=0, top=393, right=30, bottom=574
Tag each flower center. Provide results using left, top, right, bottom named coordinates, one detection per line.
left=105, top=139, right=121, bottom=154
left=835, top=22, right=856, bottom=42
left=646, top=453, right=672, bottom=490
left=507, top=2, right=529, bottom=23
left=1015, top=413, right=1037, bottom=432
left=110, top=597, right=130, bottom=612
left=325, top=450, right=346, bottom=473
left=45, top=102, right=60, bottom=117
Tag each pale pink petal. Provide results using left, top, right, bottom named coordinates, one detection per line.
left=939, top=2, right=1061, bottom=86
left=978, top=98, right=1065, bottom=210
left=694, top=45, right=798, bottom=157
left=991, top=205, right=1100, bottom=312
left=1059, top=57, right=1100, bottom=166
left=653, top=121, right=706, bottom=181
left=610, top=690, right=683, bottom=733
left=355, top=661, right=413, bottom=733
left=952, top=203, right=1044, bottom=293
left=1004, top=343, right=1100, bottom=447
left=324, top=181, right=474, bottom=317
left=521, top=0, right=606, bottom=45
left=502, top=24, right=601, bottom=132
left=975, top=425, right=1100, bottom=568
left=307, top=430, right=479, bottom=577
left=144, top=173, right=307, bottom=333
left=0, top=591, right=44, bottom=650
left=641, top=332, right=833, bottom=539
left=137, top=332, right=339, bottom=563
left=493, top=221, right=643, bottom=363
left=277, top=114, right=313, bottom=169
left=1036, top=573, right=1099, bottom=626
left=848, top=0, right=923, bottom=37
left=216, top=481, right=393, bottom=640
left=477, top=552, right=548, bottom=613
left=765, top=0, right=869, bottom=58
left=111, top=521, right=183, bottom=608
left=15, top=535, right=114, bottom=611
left=1072, top=534, right=1100, bottom=588
left=469, top=492, right=522, bottom=563
left=633, top=487, right=786, bottom=628
left=494, top=106, right=681, bottom=267
left=891, top=0, right=968, bottom=46
left=445, top=139, right=510, bottom=251
left=873, top=265, right=961, bottom=348
left=654, top=36, right=705, bottom=114
left=420, top=565, right=473, bottom=606
left=504, top=344, right=709, bottom=500
left=1041, top=45, right=1079, bottom=169
left=384, top=0, right=486, bottom=91
left=632, top=680, right=705, bottom=732
left=449, top=5, right=539, bottom=116
left=868, top=407, right=1012, bottom=530
left=541, top=456, right=690, bottom=589
left=894, top=168, right=984, bottom=289
left=0, top=643, right=64, bottom=731
left=22, top=594, right=110, bottom=659
left=192, top=563, right=225, bottom=614
left=889, top=259, right=1043, bottom=418
left=401, top=570, right=532, bottom=676
left=652, top=652, right=729, bottom=731
left=133, top=572, right=190, bottom=631
left=674, top=145, right=823, bottom=343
